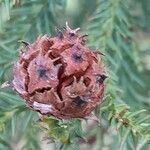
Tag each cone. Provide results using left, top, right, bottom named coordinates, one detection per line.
left=12, top=22, right=107, bottom=119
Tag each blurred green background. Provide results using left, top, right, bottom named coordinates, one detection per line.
left=0, top=0, right=150, bottom=150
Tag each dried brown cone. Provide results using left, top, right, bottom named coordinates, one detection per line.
left=12, top=23, right=107, bottom=119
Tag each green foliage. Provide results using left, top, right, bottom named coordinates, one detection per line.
left=0, top=0, right=150, bottom=150
left=86, top=0, right=150, bottom=149
left=0, top=1, right=66, bottom=149
left=38, top=117, right=85, bottom=150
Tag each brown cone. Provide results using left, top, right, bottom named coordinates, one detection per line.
left=12, top=23, right=107, bottom=119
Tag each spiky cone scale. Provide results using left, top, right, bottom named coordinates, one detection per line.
left=12, top=23, right=107, bottom=119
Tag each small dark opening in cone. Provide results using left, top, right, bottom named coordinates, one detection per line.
left=72, top=96, right=87, bottom=107
left=72, top=53, right=83, bottom=63
left=96, top=74, right=107, bottom=84
left=37, top=68, right=48, bottom=79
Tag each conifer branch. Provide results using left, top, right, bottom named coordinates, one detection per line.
left=86, top=0, right=150, bottom=147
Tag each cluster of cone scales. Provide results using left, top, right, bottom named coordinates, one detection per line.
left=12, top=22, right=107, bottom=119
